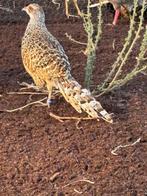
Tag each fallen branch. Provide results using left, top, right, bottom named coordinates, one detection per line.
left=62, top=177, right=95, bottom=189
left=75, top=119, right=83, bottom=129
left=17, top=81, right=61, bottom=97
left=7, top=91, right=48, bottom=95
left=74, top=188, right=83, bottom=194
left=1, top=97, right=47, bottom=113
left=89, top=0, right=109, bottom=8
left=50, top=172, right=60, bottom=182
left=51, top=0, right=60, bottom=9
left=111, top=138, right=141, bottom=155
left=18, top=81, right=44, bottom=92
left=65, top=33, right=87, bottom=46
left=49, top=112, right=96, bottom=122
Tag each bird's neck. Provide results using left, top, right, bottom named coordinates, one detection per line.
left=28, top=12, right=45, bottom=25
left=27, top=18, right=46, bottom=30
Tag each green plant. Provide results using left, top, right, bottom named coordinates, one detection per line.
left=94, top=0, right=147, bottom=96
left=81, top=0, right=103, bottom=89
left=65, top=0, right=146, bottom=94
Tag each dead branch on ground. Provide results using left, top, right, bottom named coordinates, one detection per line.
left=111, top=138, right=141, bottom=155
left=1, top=97, right=47, bottom=113
left=49, top=112, right=96, bottom=122
left=61, top=177, right=95, bottom=189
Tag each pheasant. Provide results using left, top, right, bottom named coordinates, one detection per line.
left=90, top=0, right=144, bottom=25
left=109, top=0, right=143, bottom=25
left=21, top=3, right=113, bottom=123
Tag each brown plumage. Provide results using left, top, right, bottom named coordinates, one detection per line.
left=21, top=3, right=113, bottom=123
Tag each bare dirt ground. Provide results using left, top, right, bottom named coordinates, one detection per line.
left=0, top=1, right=147, bottom=195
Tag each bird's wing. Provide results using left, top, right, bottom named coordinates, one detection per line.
left=40, top=29, right=72, bottom=76
left=22, top=27, right=72, bottom=79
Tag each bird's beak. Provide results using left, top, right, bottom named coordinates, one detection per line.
left=22, top=6, right=27, bottom=12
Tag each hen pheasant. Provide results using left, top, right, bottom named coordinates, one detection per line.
left=90, top=0, right=144, bottom=25
left=109, top=0, right=143, bottom=25
left=21, top=3, right=113, bottom=123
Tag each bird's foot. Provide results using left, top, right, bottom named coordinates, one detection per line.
left=47, top=98, right=56, bottom=108
left=47, top=99, right=52, bottom=108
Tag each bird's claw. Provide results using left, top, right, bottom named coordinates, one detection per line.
left=47, top=99, right=56, bottom=108
left=47, top=99, right=52, bottom=108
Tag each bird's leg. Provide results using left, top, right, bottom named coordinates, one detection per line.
left=112, top=9, right=120, bottom=25
left=46, top=83, right=54, bottom=108
left=47, top=89, right=52, bottom=108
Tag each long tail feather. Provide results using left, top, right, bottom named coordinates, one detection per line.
left=56, top=76, right=113, bottom=123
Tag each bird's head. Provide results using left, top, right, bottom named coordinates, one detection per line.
left=22, top=3, right=45, bottom=22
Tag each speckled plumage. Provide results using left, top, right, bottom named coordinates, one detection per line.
left=21, top=3, right=113, bottom=123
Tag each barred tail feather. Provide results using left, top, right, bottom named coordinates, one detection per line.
left=57, top=77, right=113, bottom=123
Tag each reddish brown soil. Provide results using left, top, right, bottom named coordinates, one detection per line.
left=0, top=3, right=147, bottom=196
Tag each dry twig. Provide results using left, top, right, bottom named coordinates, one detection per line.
left=65, top=33, right=87, bottom=46
left=49, top=112, right=96, bottom=122
left=51, top=0, right=60, bottom=9
left=7, top=91, right=48, bottom=95
left=1, top=97, right=47, bottom=113
left=62, top=177, right=95, bottom=189
left=50, top=172, right=60, bottom=182
left=18, top=81, right=43, bottom=91
left=111, top=138, right=141, bottom=155
left=75, top=119, right=83, bottom=129
left=89, top=0, right=109, bottom=8
left=112, top=39, right=116, bottom=51
left=74, top=188, right=83, bottom=194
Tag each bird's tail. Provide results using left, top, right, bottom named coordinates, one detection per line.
left=56, top=76, right=113, bottom=123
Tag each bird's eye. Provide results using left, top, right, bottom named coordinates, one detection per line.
left=28, top=5, right=34, bottom=12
